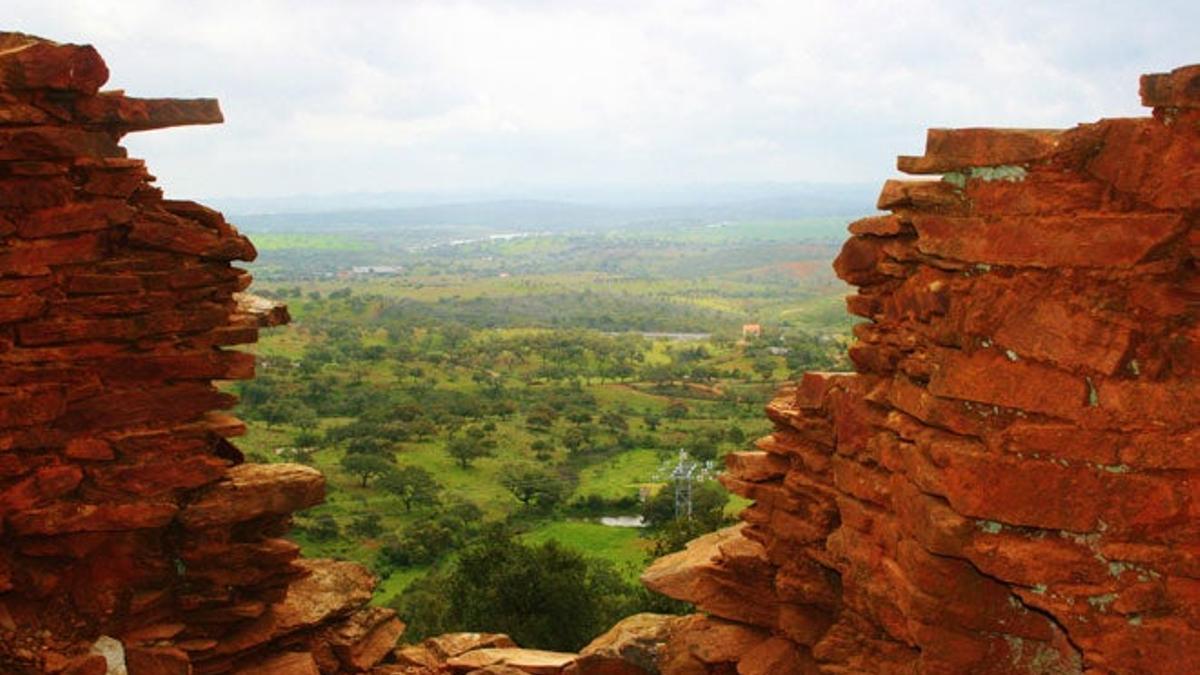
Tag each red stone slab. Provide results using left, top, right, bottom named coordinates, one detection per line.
left=1141, top=64, right=1200, bottom=108
left=897, top=127, right=1064, bottom=174
left=911, top=212, right=1184, bottom=268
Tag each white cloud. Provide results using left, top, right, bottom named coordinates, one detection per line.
left=5, top=0, right=1196, bottom=199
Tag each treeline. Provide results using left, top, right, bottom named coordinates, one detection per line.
left=248, top=290, right=844, bottom=387
left=257, top=286, right=743, bottom=334
left=246, top=228, right=843, bottom=285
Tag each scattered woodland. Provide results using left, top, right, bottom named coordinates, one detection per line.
left=233, top=218, right=854, bottom=648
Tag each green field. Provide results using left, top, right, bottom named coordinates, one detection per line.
left=576, top=449, right=664, bottom=501
left=522, top=521, right=651, bottom=578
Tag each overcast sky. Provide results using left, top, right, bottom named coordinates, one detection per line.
left=7, top=1, right=1198, bottom=202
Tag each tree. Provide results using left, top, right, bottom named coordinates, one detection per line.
left=379, top=465, right=442, bottom=511
left=650, top=515, right=721, bottom=556
left=642, top=364, right=673, bottom=386
left=258, top=400, right=288, bottom=429
left=235, top=377, right=275, bottom=410
left=642, top=413, right=661, bottom=431
left=393, top=403, right=424, bottom=422
left=291, top=404, right=319, bottom=433
left=380, top=519, right=457, bottom=568
left=566, top=411, right=592, bottom=426
left=340, top=453, right=394, bottom=487
left=292, top=429, right=322, bottom=448
left=752, top=356, right=776, bottom=382
left=348, top=512, right=383, bottom=538
left=499, top=463, right=568, bottom=508
left=664, top=400, right=688, bottom=420
left=525, top=408, right=556, bottom=432
left=410, top=419, right=439, bottom=440
left=530, top=439, right=553, bottom=461
left=300, top=513, right=341, bottom=541
left=561, top=426, right=589, bottom=455
left=599, top=411, right=628, bottom=434
left=686, top=436, right=718, bottom=462
left=445, top=434, right=493, bottom=469
left=394, top=528, right=644, bottom=650
left=726, top=425, right=746, bottom=445
left=377, top=500, right=484, bottom=571
left=345, top=436, right=393, bottom=457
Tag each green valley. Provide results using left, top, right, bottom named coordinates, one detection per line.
left=230, top=216, right=856, bottom=646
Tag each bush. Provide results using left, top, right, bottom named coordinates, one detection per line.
left=393, top=527, right=647, bottom=650
left=378, top=465, right=442, bottom=511
left=664, top=400, right=688, bottom=419
left=377, top=500, right=483, bottom=570
left=348, top=512, right=384, bottom=539
left=566, top=494, right=639, bottom=516
left=379, top=519, right=457, bottom=568
left=296, top=513, right=341, bottom=542
left=499, top=463, right=570, bottom=509
left=292, top=429, right=322, bottom=448
left=530, top=439, right=553, bottom=461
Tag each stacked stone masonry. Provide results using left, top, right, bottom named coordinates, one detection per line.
left=0, top=33, right=411, bottom=674
left=642, top=63, right=1200, bottom=674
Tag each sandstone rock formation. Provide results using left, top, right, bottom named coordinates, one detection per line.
left=643, top=64, right=1200, bottom=673
left=569, top=613, right=684, bottom=675
left=5, top=30, right=1200, bottom=675
left=0, top=32, right=401, bottom=674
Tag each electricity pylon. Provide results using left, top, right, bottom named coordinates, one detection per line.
left=672, top=449, right=698, bottom=519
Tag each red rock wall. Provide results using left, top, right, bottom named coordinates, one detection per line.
left=645, top=65, right=1200, bottom=674
left=6, top=31, right=1200, bottom=675
left=0, top=34, right=400, bottom=674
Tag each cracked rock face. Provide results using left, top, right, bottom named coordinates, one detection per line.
left=644, top=65, right=1200, bottom=673
left=0, top=33, right=391, bottom=674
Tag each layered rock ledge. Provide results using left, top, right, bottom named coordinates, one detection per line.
left=0, top=32, right=401, bottom=674
left=642, top=65, right=1200, bottom=673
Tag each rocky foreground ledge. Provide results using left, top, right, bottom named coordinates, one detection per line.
left=2, top=31, right=1200, bottom=675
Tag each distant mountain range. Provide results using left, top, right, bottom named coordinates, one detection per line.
left=215, top=183, right=878, bottom=236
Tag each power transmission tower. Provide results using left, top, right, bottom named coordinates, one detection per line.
left=672, top=449, right=698, bottom=519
